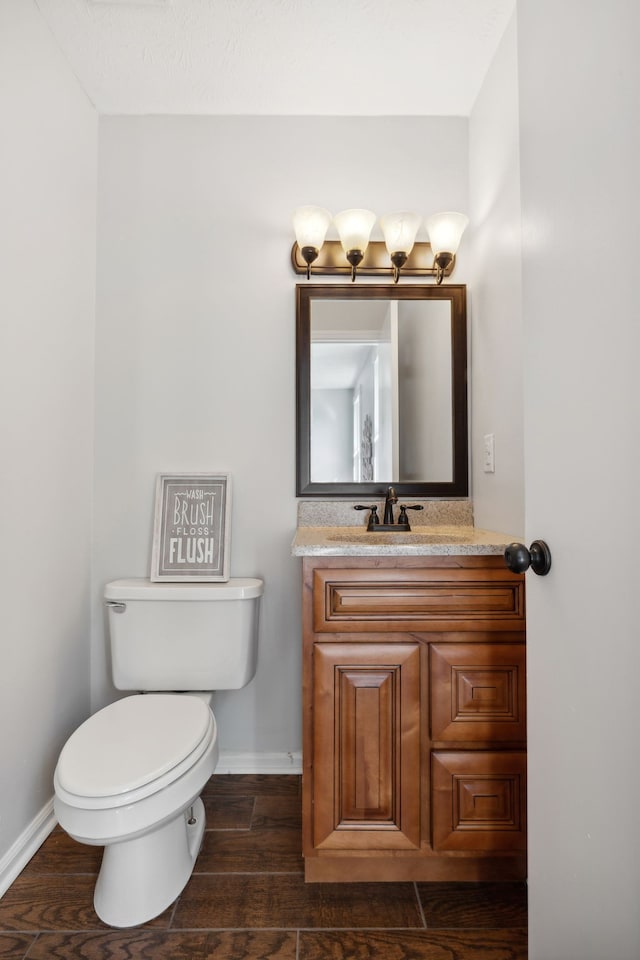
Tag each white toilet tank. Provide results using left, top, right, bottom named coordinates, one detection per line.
left=104, top=578, right=263, bottom=692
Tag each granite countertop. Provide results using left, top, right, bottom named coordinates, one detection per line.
left=292, top=501, right=520, bottom=558
left=291, top=524, right=517, bottom=557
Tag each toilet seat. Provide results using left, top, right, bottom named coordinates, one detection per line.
left=54, top=694, right=215, bottom=810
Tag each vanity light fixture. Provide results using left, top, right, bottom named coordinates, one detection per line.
left=291, top=208, right=468, bottom=283
left=379, top=211, right=422, bottom=283
left=333, top=208, right=377, bottom=281
left=292, top=206, right=332, bottom=280
left=425, top=211, right=469, bottom=284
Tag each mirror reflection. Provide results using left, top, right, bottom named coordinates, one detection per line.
left=296, top=285, right=468, bottom=498
left=311, top=298, right=452, bottom=483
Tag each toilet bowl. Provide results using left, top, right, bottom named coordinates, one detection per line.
left=53, top=576, right=262, bottom=928
left=54, top=693, right=219, bottom=927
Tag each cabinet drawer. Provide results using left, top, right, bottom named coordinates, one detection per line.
left=432, top=751, right=526, bottom=852
left=430, top=643, right=526, bottom=742
left=312, top=566, right=525, bottom=633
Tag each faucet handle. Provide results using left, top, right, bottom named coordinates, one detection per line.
left=397, top=504, right=424, bottom=527
left=354, top=504, right=380, bottom=529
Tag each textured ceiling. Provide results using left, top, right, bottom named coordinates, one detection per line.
left=33, top=0, right=515, bottom=115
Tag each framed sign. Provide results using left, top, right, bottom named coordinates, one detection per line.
left=150, top=473, right=232, bottom=581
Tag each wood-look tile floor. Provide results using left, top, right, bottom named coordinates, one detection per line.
left=0, top=775, right=527, bottom=959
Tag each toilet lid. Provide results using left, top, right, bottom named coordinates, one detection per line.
left=56, top=694, right=213, bottom=799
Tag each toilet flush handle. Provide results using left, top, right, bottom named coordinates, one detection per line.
left=105, top=601, right=127, bottom=614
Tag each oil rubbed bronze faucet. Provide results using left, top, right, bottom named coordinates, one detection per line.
left=383, top=486, right=398, bottom=524
left=354, top=487, right=424, bottom=532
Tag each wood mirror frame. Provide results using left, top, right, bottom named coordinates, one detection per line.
left=296, top=283, right=468, bottom=498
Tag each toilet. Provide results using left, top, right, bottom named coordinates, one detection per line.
left=53, top=576, right=263, bottom=928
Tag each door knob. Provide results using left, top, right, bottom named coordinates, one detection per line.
left=504, top=540, right=552, bottom=576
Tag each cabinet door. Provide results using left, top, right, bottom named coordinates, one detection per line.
left=312, top=642, right=421, bottom=850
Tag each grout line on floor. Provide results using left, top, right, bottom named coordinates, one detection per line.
left=191, top=871, right=305, bottom=876
left=205, top=827, right=255, bottom=833
left=166, top=926, right=440, bottom=932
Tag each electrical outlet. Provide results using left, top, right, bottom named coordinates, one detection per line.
left=483, top=433, right=495, bottom=473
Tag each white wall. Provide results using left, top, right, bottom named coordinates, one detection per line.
left=0, top=0, right=97, bottom=879
left=93, top=116, right=469, bottom=756
left=468, top=13, right=524, bottom=536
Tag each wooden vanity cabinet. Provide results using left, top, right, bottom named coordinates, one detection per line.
left=301, top=555, right=527, bottom=882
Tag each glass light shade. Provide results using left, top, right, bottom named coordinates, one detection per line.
left=379, top=211, right=421, bottom=255
left=334, top=208, right=377, bottom=253
left=425, top=212, right=469, bottom=255
left=292, top=206, right=332, bottom=250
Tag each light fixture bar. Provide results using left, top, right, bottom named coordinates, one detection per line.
left=290, top=239, right=455, bottom=279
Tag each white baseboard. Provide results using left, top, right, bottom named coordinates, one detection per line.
left=0, top=799, right=56, bottom=898
left=216, top=750, right=302, bottom=775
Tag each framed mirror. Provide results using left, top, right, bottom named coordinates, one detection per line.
left=296, top=284, right=468, bottom=498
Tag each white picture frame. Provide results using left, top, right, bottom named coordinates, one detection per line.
left=150, top=472, right=232, bottom=581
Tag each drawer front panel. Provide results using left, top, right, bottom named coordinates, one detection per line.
left=432, top=751, right=527, bottom=852
left=430, top=643, right=526, bottom=741
left=312, top=568, right=525, bottom=633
